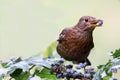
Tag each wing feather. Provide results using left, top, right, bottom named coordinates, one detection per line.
left=57, top=28, right=68, bottom=42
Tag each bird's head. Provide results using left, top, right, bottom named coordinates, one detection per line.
left=77, top=16, right=103, bottom=31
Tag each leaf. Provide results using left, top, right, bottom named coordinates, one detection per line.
left=42, top=41, right=57, bottom=57
left=97, top=65, right=104, bottom=69
left=10, top=61, right=29, bottom=71
left=94, top=59, right=116, bottom=80
left=111, top=58, right=120, bottom=67
left=1, top=62, right=9, bottom=68
left=1, top=57, right=22, bottom=68
left=109, top=58, right=120, bottom=73
left=103, top=76, right=111, bottom=80
left=104, top=62, right=112, bottom=77
left=25, top=57, right=51, bottom=68
left=0, top=68, right=10, bottom=75
left=112, top=49, right=120, bottom=58
left=92, top=70, right=103, bottom=80
left=11, top=71, right=30, bottom=80
left=40, top=67, right=50, bottom=74
left=29, top=75, right=41, bottom=80
left=20, top=72, right=30, bottom=80
left=7, top=57, right=22, bottom=66
left=101, top=71, right=106, bottom=78
left=10, top=68, right=22, bottom=78
left=0, top=67, right=15, bottom=80
left=35, top=68, right=57, bottom=80
left=93, top=65, right=105, bottom=80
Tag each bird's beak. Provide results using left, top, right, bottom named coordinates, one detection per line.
left=96, top=20, right=103, bottom=26
left=91, top=20, right=103, bottom=27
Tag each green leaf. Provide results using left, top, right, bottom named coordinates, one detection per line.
left=104, top=62, right=112, bottom=77
left=21, top=72, right=30, bottom=80
left=35, top=68, right=57, bottom=80
left=1, top=62, right=9, bottom=68
left=10, top=69, right=30, bottom=80
left=40, top=68, right=50, bottom=74
left=112, top=49, right=120, bottom=58
left=103, top=76, right=111, bottom=80
left=10, top=68, right=22, bottom=78
left=43, top=41, right=57, bottom=57
left=1, top=57, right=22, bottom=68
left=105, top=70, right=112, bottom=77
left=97, top=65, right=104, bottom=69
left=10, top=68, right=30, bottom=80
left=7, top=57, right=22, bottom=66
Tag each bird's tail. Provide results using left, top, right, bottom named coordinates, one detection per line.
left=85, top=58, right=91, bottom=65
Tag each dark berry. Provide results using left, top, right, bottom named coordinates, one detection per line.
left=55, top=64, right=60, bottom=67
left=66, top=69, right=71, bottom=73
left=66, top=64, right=73, bottom=69
left=91, top=71, right=96, bottom=75
left=59, top=59, right=64, bottom=63
left=111, top=78, right=117, bottom=80
left=79, top=63, right=85, bottom=68
left=57, top=74, right=62, bottom=78
left=72, top=72, right=80, bottom=78
left=48, top=56, right=54, bottom=59
left=76, top=63, right=85, bottom=69
left=63, top=72, right=68, bottom=77
left=84, top=73, right=91, bottom=78
left=51, top=64, right=55, bottom=67
left=70, top=70, right=74, bottom=74
left=111, top=68, right=117, bottom=73
left=76, top=65, right=81, bottom=69
left=83, top=62, right=87, bottom=67
left=88, top=67, right=94, bottom=71
left=97, top=20, right=103, bottom=25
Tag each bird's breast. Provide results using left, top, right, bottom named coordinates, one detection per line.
left=57, top=30, right=94, bottom=61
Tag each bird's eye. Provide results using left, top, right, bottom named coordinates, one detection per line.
left=85, top=19, right=88, bottom=22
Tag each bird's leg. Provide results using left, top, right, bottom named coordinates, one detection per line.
left=83, top=66, right=86, bottom=74
left=83, top=59, right=88, bottom=73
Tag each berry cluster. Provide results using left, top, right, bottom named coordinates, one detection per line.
left=50, top=60, right=96, bottom=80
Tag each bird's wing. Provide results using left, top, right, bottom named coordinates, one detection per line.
left=57, top=28, right=68, bottom=42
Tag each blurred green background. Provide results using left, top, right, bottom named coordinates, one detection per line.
left=0, top=0, right=120, bottom=67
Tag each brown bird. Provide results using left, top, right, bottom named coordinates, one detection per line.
left=56, top=16, right=103, bottom=65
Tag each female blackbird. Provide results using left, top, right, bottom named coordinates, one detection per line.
left=56, top=16, right=103, bottom=65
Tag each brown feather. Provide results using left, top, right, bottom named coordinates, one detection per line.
left=56, top=16, right=103, bottom=65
